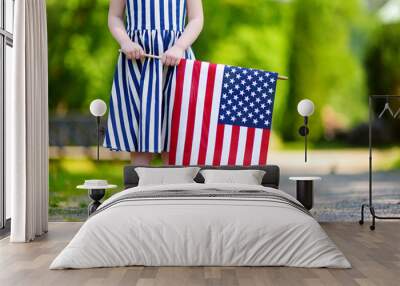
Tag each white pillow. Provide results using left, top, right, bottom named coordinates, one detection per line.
left=135, top=167, right=200, bottom=186
left=200, top=169, right=265, bottom=185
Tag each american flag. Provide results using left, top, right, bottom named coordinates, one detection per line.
left=168, top=59, right=278, bottom=166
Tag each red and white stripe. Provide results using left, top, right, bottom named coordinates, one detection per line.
left=169, top=60, right=271, bottom=166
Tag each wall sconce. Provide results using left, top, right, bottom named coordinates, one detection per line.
left=90, top=99, right=107, bottom=161
left=297, top=99, right=315, bottom=163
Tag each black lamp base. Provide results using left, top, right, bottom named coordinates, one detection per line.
left=88, top=189, right=105, bottom=215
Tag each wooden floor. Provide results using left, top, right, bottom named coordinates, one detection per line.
left=0, top=222, right=399, bottom=286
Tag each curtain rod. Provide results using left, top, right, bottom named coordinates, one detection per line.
left=118, top=50, right=289, bottom=80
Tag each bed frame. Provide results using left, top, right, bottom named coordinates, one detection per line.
left=123, top=165, right=280, bottom=189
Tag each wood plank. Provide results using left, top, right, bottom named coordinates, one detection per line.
left=0, top=222, right=399, bottom=286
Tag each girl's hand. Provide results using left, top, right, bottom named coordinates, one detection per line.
left=162, top=45, right=185, bottom=66
left=120, top=40, right=145, bottom=60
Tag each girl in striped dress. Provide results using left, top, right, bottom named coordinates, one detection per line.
left=104, top=0, right=203, bottom=165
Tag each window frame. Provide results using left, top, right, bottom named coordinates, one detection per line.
left=0, top=0, right=14, bottom=232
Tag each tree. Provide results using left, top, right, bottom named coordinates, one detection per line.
left=281, top=0, right=370, bottom=141
left=366, top=23, right=400, bottom=95
left=365, top=22, right=400, bottom=143
left=46, top=0, right=375, bottom=143
left=47, top=0, right=117, bottom=113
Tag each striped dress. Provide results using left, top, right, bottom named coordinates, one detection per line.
left=104, top=0, right=195, bottom=153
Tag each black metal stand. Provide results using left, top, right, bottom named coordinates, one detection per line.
left=88, top=189, right=105, bottom=215
left=304, top=117, right=308, bottom=163
left=296, top=180, right=314, bottom=210
left=95, top=116, right=106, bottom=161
left=359, top=95, right=400, bottom=230
left=96, top=117, right=100, bottom=161
left=298, top=117, right=309, bottom=163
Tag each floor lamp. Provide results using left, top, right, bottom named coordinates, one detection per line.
left=90, top=99, right=107, bottom=161
left=297, top=99, right=315, bottom=163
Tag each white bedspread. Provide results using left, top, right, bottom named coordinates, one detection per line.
left=50, top=183, right=350, bottom=269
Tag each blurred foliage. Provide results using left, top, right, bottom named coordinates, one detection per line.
left=366, top=22, right=400, bottom=95
left=364, top=22, right=400, bottom=142
left=282, top=0, right=372, bottom=141
left=46, top=0, right=399, bottom=141
left=47, top=0, right=117, bottom=113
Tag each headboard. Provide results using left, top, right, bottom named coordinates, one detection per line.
left=123, top=165, right=280, bottom=189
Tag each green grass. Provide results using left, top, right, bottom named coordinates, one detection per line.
left=49, top=149, right=400, bottom=221
left=393, top=160, right=400, bottom=169
left=49, top=158, right=128, bottom=206
left=368, top=147, right=400, bottom=171
left=49, top=157, right=166, bottom=221
left=49, top=158, right=129, bottom=220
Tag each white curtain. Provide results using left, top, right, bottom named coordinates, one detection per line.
left=8, top=0, right=49, bottom=242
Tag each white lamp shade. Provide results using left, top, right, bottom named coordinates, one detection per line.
left=90, top=99, right=107, bottom=117
left=297, top=99, right=315, bottom=117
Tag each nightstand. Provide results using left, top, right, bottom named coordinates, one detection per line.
left=77, top=180, right=117, bottom=215
left=289, top=177, right=321, bottom=210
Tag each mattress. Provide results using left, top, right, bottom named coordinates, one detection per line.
left=50, top=183, right=350, bottom=269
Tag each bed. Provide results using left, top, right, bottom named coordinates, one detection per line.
left=50, top=165, right=350, bottom=269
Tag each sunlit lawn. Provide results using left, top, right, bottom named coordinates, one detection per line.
left=49, top=156, right=165, bottom=221
left=49, top=159, right=128, bottom=221
left=49, top=147, right=400, bottom=221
